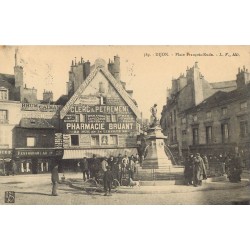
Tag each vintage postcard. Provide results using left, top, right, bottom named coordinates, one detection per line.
left=0, top=45, right=249, bottom=205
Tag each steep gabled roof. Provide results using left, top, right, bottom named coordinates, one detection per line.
left=55, top=95, right=69, bottom=105
left=18, top=118, right=55, bottom=129
left=181, top=83, right=250, bottom=114
left=0, top=73, right=15, bottom=85
left=60, top=66, right=141, bottom=119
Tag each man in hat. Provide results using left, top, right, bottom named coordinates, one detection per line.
left=90, top=154, right=101, bottom=181
left=101, top=157, right=108, bottom=173
left=184, top=154, right=194, bottom=186
left=51, top=160, right=60, bottom=196
left=82, top=157, right=89, bottom=181
left=104, top=165, right=113, bottom=196
left=193, top=153, right=207, bottom=187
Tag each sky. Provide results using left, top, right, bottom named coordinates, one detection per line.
left=1, top=45, right=250, bottom=119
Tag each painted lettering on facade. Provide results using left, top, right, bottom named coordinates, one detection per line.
left=22, top=112, right=58, bottom=119
left=0, top=149, right=13, bottom=156
left=21, top=103, right=61, bottom=112
left=76, top=95, right=99, bottom=105
left=64, top=122, right=135, bottom=134
left=15, top=149, right=63, bottom=157
left=69, top=105, right=129, bottom=114
left=55, top=133, right=63, bottom=148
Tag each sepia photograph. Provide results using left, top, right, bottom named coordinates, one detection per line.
left=0, top=45, right=249, bottom=205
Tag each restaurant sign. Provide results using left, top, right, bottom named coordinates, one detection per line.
left=15, top=149, right=63, bottom=157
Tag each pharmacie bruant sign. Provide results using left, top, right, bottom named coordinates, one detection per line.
left=63, top=104, right=136, bottom=134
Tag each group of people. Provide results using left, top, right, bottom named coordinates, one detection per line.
left=0, top=159, right=17, bottom=176
left=78, top=153, right=140, bottom=196
left=184, top=153, right=207, bottom=187
left=224, top=153, right=243, bottom=183
left=184, top=152, right=243, bottom=186
left=79, top=154, right=140, bottom=181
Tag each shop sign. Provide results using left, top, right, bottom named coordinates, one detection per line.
left=15, top=149, right=62, bottom=157
left=64, top=122, right=136, bottom=134
left=76, top=95, right=99, bottom=105
left=21, top=103, right=61, bottom=112
left=69, top=105, right=130, bottom=114
left=0, top=149, right=13, bottom=157
left=55, top=133, right=63, bottom=148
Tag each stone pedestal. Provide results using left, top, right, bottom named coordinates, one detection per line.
left=141, top=125, right=183, bottom=176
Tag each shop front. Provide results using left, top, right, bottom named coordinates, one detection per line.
left=0, top=149, right=13, bottom=175
left=14, top=148, right=63, bottom=174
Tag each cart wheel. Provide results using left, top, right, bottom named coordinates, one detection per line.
left=84, top=178, right=97, bottom=194
left=112, top=179, right=120, bottom=192
left=121, top=178, right=129, bottom=186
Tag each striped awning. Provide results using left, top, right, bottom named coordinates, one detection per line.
left=63, top=148, right=138, bottom=159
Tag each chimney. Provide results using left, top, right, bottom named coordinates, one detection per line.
left=113, top=55, right=120, bottom=81
left=236, top=66, right=250, bottom=88
left=14, top=49, right=23, bottom=88
left=43, top=90, right=53, bottom=103
left=84, top=60, right=91, bottom=78
left=108, top=60, right=114, bottom=76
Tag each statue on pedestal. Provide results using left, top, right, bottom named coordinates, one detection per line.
left=150, top=104, right=159, bottom=127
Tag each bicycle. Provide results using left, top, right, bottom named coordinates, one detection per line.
left=83, top=176, right=120, bottom=194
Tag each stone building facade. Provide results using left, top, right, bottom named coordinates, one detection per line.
left=161, top=64, right=250, bottom=167
left=0, top=51, right=61, bottom=174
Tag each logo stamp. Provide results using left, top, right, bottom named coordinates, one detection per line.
left=5, top=191, right=15, bottom=203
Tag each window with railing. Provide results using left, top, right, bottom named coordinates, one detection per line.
left=193, top=114, right=198, bottom=122
left=0, top=88, right=8, bottom=100
left=221, top=123, right=229, bottom=143
left=222, top=107, right=228, bottom=115
left=206, top=111, right=212, bottom=119
left=192, top=128, right=199, bottom=145
left=240, top=121, right=248, bottom=138
left=0, top=127, right=8, bottom=146
left=206, top=126, right=212, bottom=144
left=0, top=110, right=8, bottom=123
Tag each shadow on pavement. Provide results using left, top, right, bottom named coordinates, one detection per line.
left=58, top=187, right=105, bottom=197
left=15, top=191, right=51, bottom=196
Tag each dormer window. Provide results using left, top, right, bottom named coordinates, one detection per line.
left=100, top=96, right=107, bottom=105
left=0, top=87, right=8, bottom=100
left=206, top=111, right=211, bottom=119
left=193, top=114, right=198, bottom=122
left=240, top=101, right=247, bottom=110
left=222, top=107, right=228, bottom=115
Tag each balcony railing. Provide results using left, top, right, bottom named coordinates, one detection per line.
left=0, top=119, right=8, bottom=124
